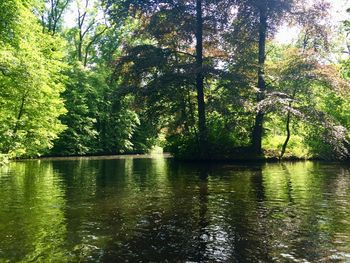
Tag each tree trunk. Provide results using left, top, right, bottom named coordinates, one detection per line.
left=195, top=0, right=207, bottom=157
left=280, top=108, right=291, bottom=159
left=280, top=88, right=297, bottom=159
left=78, top=31, right=83, bottom=62
left=251, top=3, right=267, bottom=154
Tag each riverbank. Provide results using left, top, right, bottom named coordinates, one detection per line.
left=13, top=153, right=172, bottom=162
left=1, top=148, right=340, bottom=164
left=172, top=146, right=317, bottom=163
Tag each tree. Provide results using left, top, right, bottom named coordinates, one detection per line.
left=105, top=0, right=232, bottom=157
left=67, top=0, right=108, bottom=66
left=260, top=46, right=349, bottom=159
left=50, top=63, right=100, bottom=155
left=277, top=0, right=334, bottom=158
left=48, top=0, right=145, bottom=156
left=232, top=0, right=297, bottom=154
left=0, top=0, right=66, bottom=158
left=195, top=0, right=207, bottom=156
left=39, top=0, right=71, bottom=35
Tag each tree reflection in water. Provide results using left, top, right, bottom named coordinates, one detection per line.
left=1, top=158, right=350, bottom=262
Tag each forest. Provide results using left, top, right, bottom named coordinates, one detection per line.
left=1, top=0, right=350, bottom=161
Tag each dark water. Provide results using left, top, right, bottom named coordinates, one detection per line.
left=0, top=156, right=350, bottom=262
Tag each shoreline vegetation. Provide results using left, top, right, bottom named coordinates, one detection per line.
left=1, top=151, right=340, bottom=165
left=1, top=1, right=350, bottom=162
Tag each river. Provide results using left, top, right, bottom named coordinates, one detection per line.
left=0, top=155, right=350, bottom=262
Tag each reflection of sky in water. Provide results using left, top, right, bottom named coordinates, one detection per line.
left=0, top=158, right=350, bottom=262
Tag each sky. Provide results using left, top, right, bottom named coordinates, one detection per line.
left=64, top=0, right=350, bottom=44
left=275, top=0, right=350, bottom=43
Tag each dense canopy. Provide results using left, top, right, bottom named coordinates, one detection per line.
left=1, top=0, right=350, bottom=160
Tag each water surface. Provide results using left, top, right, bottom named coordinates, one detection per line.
left=0, top=156, right=350, bottom=262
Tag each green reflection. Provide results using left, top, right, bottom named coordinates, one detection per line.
left=0, top=161, right=67, bottom=262
left=1, top=158, right=350, bottom=262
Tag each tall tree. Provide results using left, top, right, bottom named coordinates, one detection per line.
left=233, top=0, right=297, bottom=154
left=105, top=0, right=232, bottom=157
left=195, top=0, right=207, bottom=156
left=251, top=0, right=268, bottom=154
left=0, top=0, right=67, bottom=158
left=66, top=0, right=108, bottom=66
left=278, top=1, right=332, bottom=158
left=40, top=0, right=71, bottom=35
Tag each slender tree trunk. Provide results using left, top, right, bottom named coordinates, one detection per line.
left=13, top=95, right=26, bottom=135
left=280, top=106, right=291, bottom=159
left=195, top=0, right=207, bottom=157
left=280, top=88, right=297, bottom=159
left=187, top=89, right=198, bottom=141
left=251, top=3, right=267, bottom=154
left=78, top=31, right=83, bottom=62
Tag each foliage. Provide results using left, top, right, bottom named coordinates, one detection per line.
left=39, top=0, right=72, bottom=35
left=1, top=0, right=350, bottom=160
left=50, top=63, right=100, bottom=155
left=260, top=46, right=350, bottom=159
left=0, top=1, right=66, bottom=158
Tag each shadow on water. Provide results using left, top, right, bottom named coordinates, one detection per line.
left=1, top=157, right=350, bottom=262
